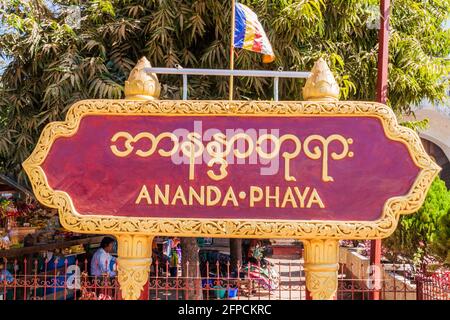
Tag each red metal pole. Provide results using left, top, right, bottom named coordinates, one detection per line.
left=376, top=0, right=390, bottom=104
left=370, top=0, right=390, bottom=301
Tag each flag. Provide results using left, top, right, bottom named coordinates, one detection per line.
left=233, top=2, right=275, bottom=63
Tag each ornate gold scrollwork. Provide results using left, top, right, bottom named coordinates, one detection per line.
left=20, top=57, right=441, bottom=303
left=303, top=239, right=340, bottom=300
left=22, top=99, right=440, bottom=240
left=116, top=234, right=153, bottom=300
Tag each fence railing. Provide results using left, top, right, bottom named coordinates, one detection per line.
left=144, top=67, right=310, bottom=101
left=1, top=257, right=448, bottom=300
left=416, top=271, right=450, bottom=300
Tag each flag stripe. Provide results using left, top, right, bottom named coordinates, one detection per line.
left=233, top=2, right=274, bottom=60
left=243, top=22, right=257, bottom=51
left=234, top=3, right=247, bottom=48
left=252, top=32, right=263, bottom=52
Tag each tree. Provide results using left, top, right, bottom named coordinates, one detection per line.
left=229, top=238, right=242, bottom=272
left=180, top=237, right=202, bottom=299
left=384, top=177, right=450, bottom=265
left=432, top=209, right=450, bottom=265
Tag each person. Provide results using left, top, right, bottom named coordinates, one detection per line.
left=0, top=263, right=13, bottom=283
left=162, top=238, right=181, bottom=277
left=0, top=232, right=11, bottom=250
left=169, top=246, right=180, bottom=277
left=0, top=262, right=14, bottom=300
left=90, top=237, right=117, bottom=277
left=248, top=239, right=264, bottom=262
left=162, top=238, right=173, bottom=258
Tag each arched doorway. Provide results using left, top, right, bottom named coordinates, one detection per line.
left=421, top=138, right=450, bottom=188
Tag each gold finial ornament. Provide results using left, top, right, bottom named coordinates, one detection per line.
left=302, top=58, right=340, bottom=101
left=125, top=57, right=161, bottom=100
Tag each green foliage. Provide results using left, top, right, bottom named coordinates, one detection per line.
left=0, top=0, right=449, bottom=184
left=384, top=177, right=450, bottom=264
left=433, top=210, right=450, bottom=264
left=400, top=118, right=430, bottom=131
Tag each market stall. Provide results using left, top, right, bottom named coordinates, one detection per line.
left=0, top=176, right=110, bottom=300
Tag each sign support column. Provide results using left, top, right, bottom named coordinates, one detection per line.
left=116, top=234, right=154, bottom=300
left=116, top=56, right=160, bottom=300
left=301, top=58, right=342, bottom=300
left=303, top=239, right=339, bottom=300
left=22, top=56, right=440, bottom=302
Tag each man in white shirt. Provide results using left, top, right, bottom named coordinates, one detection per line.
left=90, top=237, right=116, bottom=277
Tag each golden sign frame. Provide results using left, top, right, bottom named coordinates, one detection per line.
left=22, top=99, right=440, bottom=240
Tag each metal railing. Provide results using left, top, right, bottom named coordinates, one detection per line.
left=1, top=256, right=448, bottom=300
left=144, top=67, right=311, bottom=101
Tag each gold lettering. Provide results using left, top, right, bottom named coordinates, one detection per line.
left=222, top=187, right=239, bottom=207
left=206, top=133, right=227, bottom=159
left=154, top=184, right=169, bottom=205
left=189, top=186, right=205, bottom=205
left=111, top=130, right=354, bottom=184
left=294, top=187, right=310, bottom=208
left=280, top=134, right=302, bottom=182
left=205, top=133, right=228, bottom=180
left=134, top=132, right=157, bottom=157
left=207, top=158, right=228, bottom=181
left=303, top=134, right=352, bottom=182
left=265, top=186, right=280, bottom=208
left=228, top=133, right=254, bottom=159
left=133, top=184, right=325, bottom=210
left=171, top=185, right=187, bottom=205
left=249, top=186, right=263, bottom=207
left=156, top=132, right=179, bottom=157
left=180, top=132, right=204, bottom=181
left=135, top=185, right=151, bottom=204
left=281, top=187, right=298, bottom=208
left=206, top=186, right=221, bottom=206
left=256, top=134, right=280, bottom=159
left=110, top=131, right=134, bottom=157
left=307, top=188, right=325, bottom=208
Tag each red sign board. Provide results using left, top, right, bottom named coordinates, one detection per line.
left=23, top=100, right=439, bottom=239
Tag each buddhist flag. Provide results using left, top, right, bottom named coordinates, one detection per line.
left=233, top=2, right=275, bottom=63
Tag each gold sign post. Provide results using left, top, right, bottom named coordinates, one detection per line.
left=118, top=57, right=345, bottom=300
left=119, top=57, right=159, bottom=299
left=116, top=234, right=154, bottom=300
left=303, top=239, right=339, bottom=300
left=301, top=58, right=342, bottom=300
left=22, top=57, right=440, bottom=300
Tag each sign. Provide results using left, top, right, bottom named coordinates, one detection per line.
left=23, top=100, right=439, bottom=239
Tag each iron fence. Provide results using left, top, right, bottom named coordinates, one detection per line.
left=1, top=256, right=448, bottom=300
